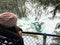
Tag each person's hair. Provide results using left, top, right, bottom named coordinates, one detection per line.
left=0, top=12, right=23, bottom=36
left=0, top=12, right=18, bottom=27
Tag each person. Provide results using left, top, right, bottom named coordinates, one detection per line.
left=0, top=12, right=24, bottom=45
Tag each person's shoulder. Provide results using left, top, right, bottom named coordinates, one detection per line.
left=16, top=26, right=23, bottom=31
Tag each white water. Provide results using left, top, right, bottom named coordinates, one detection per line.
left=17, top=6, right=60, bottom=34
left=17, top=1, right=60, bottom=45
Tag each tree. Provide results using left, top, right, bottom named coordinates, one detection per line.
left=0, top=0, right=26, bottom=18
left=36, top=0, right=60, bottom=18
left=52, top=3, right=60, bottom=18
left=1, top=0, right=60, bottom=18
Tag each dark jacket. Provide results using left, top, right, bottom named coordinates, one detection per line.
left=0, top=24, right=24, bottom=45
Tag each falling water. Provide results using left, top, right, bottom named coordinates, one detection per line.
left=17, top=1, right=60, bottom=45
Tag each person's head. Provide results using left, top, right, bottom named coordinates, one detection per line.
left=0, top=12, right=18, bottom=27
